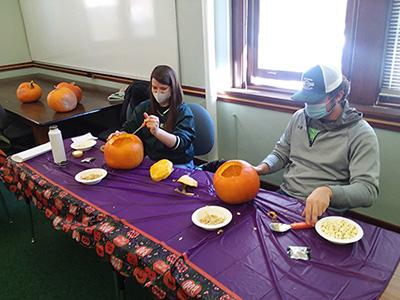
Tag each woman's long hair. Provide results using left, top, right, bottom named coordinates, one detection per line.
left=149, top=65, right=183, bottom=132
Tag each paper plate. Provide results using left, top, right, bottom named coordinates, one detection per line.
left=192, top=206, right=232, bottom=231
left=70, top=139, right=97, bottom=151
left=75, top=168, right=107, bottom=185
left=315, top=216, right=364, bottom=245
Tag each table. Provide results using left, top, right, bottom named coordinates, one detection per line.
left=0, top=74, right=121, bottom=144
left=1, top=142, right=400, bottom=299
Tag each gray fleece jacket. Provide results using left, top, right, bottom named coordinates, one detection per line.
left=263, top=101, right=380, bottom=209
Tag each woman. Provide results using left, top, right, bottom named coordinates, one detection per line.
left=109, top=65, right=195, bottom=169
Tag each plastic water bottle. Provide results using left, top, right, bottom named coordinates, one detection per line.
left=48, top=125, right=67, bottom=165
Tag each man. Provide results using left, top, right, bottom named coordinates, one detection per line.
left=253, top=65, right=380, bottom=225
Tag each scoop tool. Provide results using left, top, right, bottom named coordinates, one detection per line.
left=269, top=222, right=314, bottom=233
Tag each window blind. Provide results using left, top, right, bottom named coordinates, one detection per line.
left=381, top=0, right=400, bottom=98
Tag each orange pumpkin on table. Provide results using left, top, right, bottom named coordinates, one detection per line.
left=47, top=87, right=77, bottom=112
left=56, top=82, right=82, bottom=102
left=104, top=133, right=144, bottom=169
left=213, top=160, right=260, bottom=204
left=16, top=81, right=42, bottom=103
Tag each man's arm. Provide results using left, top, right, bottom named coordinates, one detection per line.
left=303, top=123, right=380, bottom=225
left=328, top=124, right=380, bottom=209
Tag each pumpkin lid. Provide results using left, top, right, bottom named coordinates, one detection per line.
left=150, top=159, right=174, bottom=182
left=177, top=175, right=198, bottom=187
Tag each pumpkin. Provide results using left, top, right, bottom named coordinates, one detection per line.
left=16, top=81, right=42, bottom=103
left=150, top=159, right=173, bottom=181
left=47, top=87, right=78, bottom=112
left=213, top=160, right=260, bottom=204
left=104, top=133, right=144, bottom=169
left=56, top=82, right=82, bottom=102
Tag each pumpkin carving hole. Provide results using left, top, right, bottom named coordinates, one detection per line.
left=221, top=165, right=242, bottom=177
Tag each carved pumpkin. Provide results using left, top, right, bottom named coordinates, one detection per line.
left=56, top=82, right=82, bottom=102
left=47, top=87, right=77, bottom=112
left=16, top=81, right=42, bottom=103
left=213, top=160, right=260, bottom=204
left=104, top=133, right=144, bottom=169
left=150, top=159, right=173, bottom=181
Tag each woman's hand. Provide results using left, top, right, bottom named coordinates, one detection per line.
left=143, top=112, right=160, bottom=136
left=107, top=130, right=126, bottom=141
left=302, top=186, right=332, bottom=225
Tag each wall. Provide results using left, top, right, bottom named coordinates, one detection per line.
left=19, top=0, right=180, bottom=80
left=0, top=0, right=30, bottom=65
left=175, top=0, right=205, bottom=88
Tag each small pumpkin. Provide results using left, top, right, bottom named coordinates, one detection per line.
left=150, top=159, right=173, bottom=182
left=213, top=160, right=260, bottom=204
left=56, top=82, right=82, bottom=102
left=47, top=87, right=78, bottom=112
left=16, top=81, right=42, bottom=103
left=104, top=133, right=144, bottom=169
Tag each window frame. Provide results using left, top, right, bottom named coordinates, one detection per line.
left=227, top=0, right=400, bottom=131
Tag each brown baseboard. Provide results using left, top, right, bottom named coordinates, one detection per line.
left=0, top=62, right=33, bottom=72
left=0, top=61, right=206, bottom=98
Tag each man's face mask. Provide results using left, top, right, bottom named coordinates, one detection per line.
left=305, top=96, right=336, bottom=119
left=152, top=89, right=171, bottom=106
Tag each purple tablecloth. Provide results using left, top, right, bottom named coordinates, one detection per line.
left=2, top=141, right=400, bottom=299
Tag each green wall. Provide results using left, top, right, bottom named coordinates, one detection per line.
left=0, top=0, right=30, bottom=65
left=175, top=0, right=205, bottom=88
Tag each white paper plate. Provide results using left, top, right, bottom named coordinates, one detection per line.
left=70, top=139, right=97, bottom=151
left=315, top=216, right=364, bottom=245
left=75, top=168, right=107, bottom=185
left=191, top=206, right=232, bottom=231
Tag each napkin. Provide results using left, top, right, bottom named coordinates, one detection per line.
left=11, top=142, right=51, bottom=163
left=108, top=91, right=125, bottom=102
left=71, top=133, right=98, bottom=143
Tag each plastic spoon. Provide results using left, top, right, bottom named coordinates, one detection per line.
left=269, top=222, right=314, bottom=233
left=132, top=123, right=145, bottom=135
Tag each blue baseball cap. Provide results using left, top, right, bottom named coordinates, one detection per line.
left=291, top=65, right=343, bottom=103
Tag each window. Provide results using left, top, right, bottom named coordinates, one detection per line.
left=230, top=0, right=400, bottom=131
left=253, top=0, right=347, bottom=89
left=380, top=0, right=400, bottom=107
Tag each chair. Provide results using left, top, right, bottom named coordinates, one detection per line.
left=187, top=103, right=215, bottom=156
left=0, top=105, right=34, bottom=154
left=98, top=80, right=149, bottom=141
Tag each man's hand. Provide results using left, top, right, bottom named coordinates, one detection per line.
left=302, top=186, right=332, bottom=225
left=253, top=163, right=270, bottom=175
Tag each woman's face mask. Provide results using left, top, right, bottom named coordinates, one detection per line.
left=152, top=90, right=171, bottom=106
left=151, top=78, right=171, bottom=107
left=305, top=96, right=336, bottom=119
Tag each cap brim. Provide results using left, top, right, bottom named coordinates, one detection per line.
left=291, top=90, right=327, bottom=103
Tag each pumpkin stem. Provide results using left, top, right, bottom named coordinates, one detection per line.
left=30, top=81, right=34, bottom=89
left=71, top=82, right=76, bottom=85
